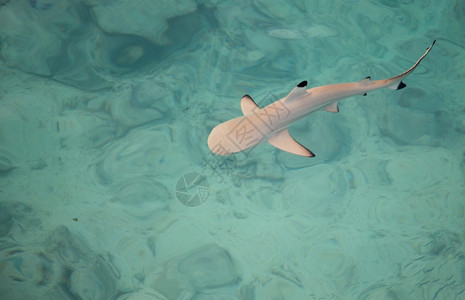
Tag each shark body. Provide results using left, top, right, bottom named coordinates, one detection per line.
left=208, top=41, right=436, bottom=157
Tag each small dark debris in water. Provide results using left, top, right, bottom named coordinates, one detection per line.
left=72, top=217, right=78, bottom=222
left=56, top=121, right=60, bottom=132
left=186, top=107, right=189, bottom=110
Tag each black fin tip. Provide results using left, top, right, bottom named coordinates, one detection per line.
left=297, top=81, right=307, bottom=88
left=397, top=81, right=407, bottom=90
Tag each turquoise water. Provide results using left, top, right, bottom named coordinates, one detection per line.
left=0, top=0, right=464, bottom=299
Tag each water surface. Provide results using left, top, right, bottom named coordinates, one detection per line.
left=0, top=0, right=464, bottom=299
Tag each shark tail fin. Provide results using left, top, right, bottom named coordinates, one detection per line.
left=386, top=40, right=436, bottom=90
left=387, top=80, right=407, bottom=90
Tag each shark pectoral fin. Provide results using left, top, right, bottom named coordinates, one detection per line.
left=241, top=95, right=260, bottom=115
left=267, top=128, right=315, bottom=157
left=284, top=81, right=311, bottom=103
left=324, top=102, right=339, bottom=113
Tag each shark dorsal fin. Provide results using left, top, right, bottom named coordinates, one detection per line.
left=267, top=128, right=315, bottom=157
left=240, top=94, right=259, bottom=115
left=284, top=81, right=311, bottom=103
left=359, top=76, right=371, bottom=86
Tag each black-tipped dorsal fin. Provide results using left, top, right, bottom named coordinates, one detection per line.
left=284, top=81, right=311, bottom=102
left=297, top=80, right=307, bottom=87
left=359, top=76, right=371, bottom=86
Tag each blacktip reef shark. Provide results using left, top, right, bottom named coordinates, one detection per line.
left=208, top=40, right=436, bottom=157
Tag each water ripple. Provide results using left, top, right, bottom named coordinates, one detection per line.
left=0, top=244, right=60, bottom=299
left=110, top=177, right=170, bottom=217
left=45, top=226, right=118, bottom=299
left=90, top=0, right=197, bottom=45
left=92, top=128, right=180, bottom=183
left=152, top=244, right=240, bottom=297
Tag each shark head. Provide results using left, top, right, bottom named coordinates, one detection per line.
left=207, top=116, right=265, bottom=156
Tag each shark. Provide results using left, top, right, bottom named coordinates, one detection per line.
left=208, top=40, right=436, bottom=157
